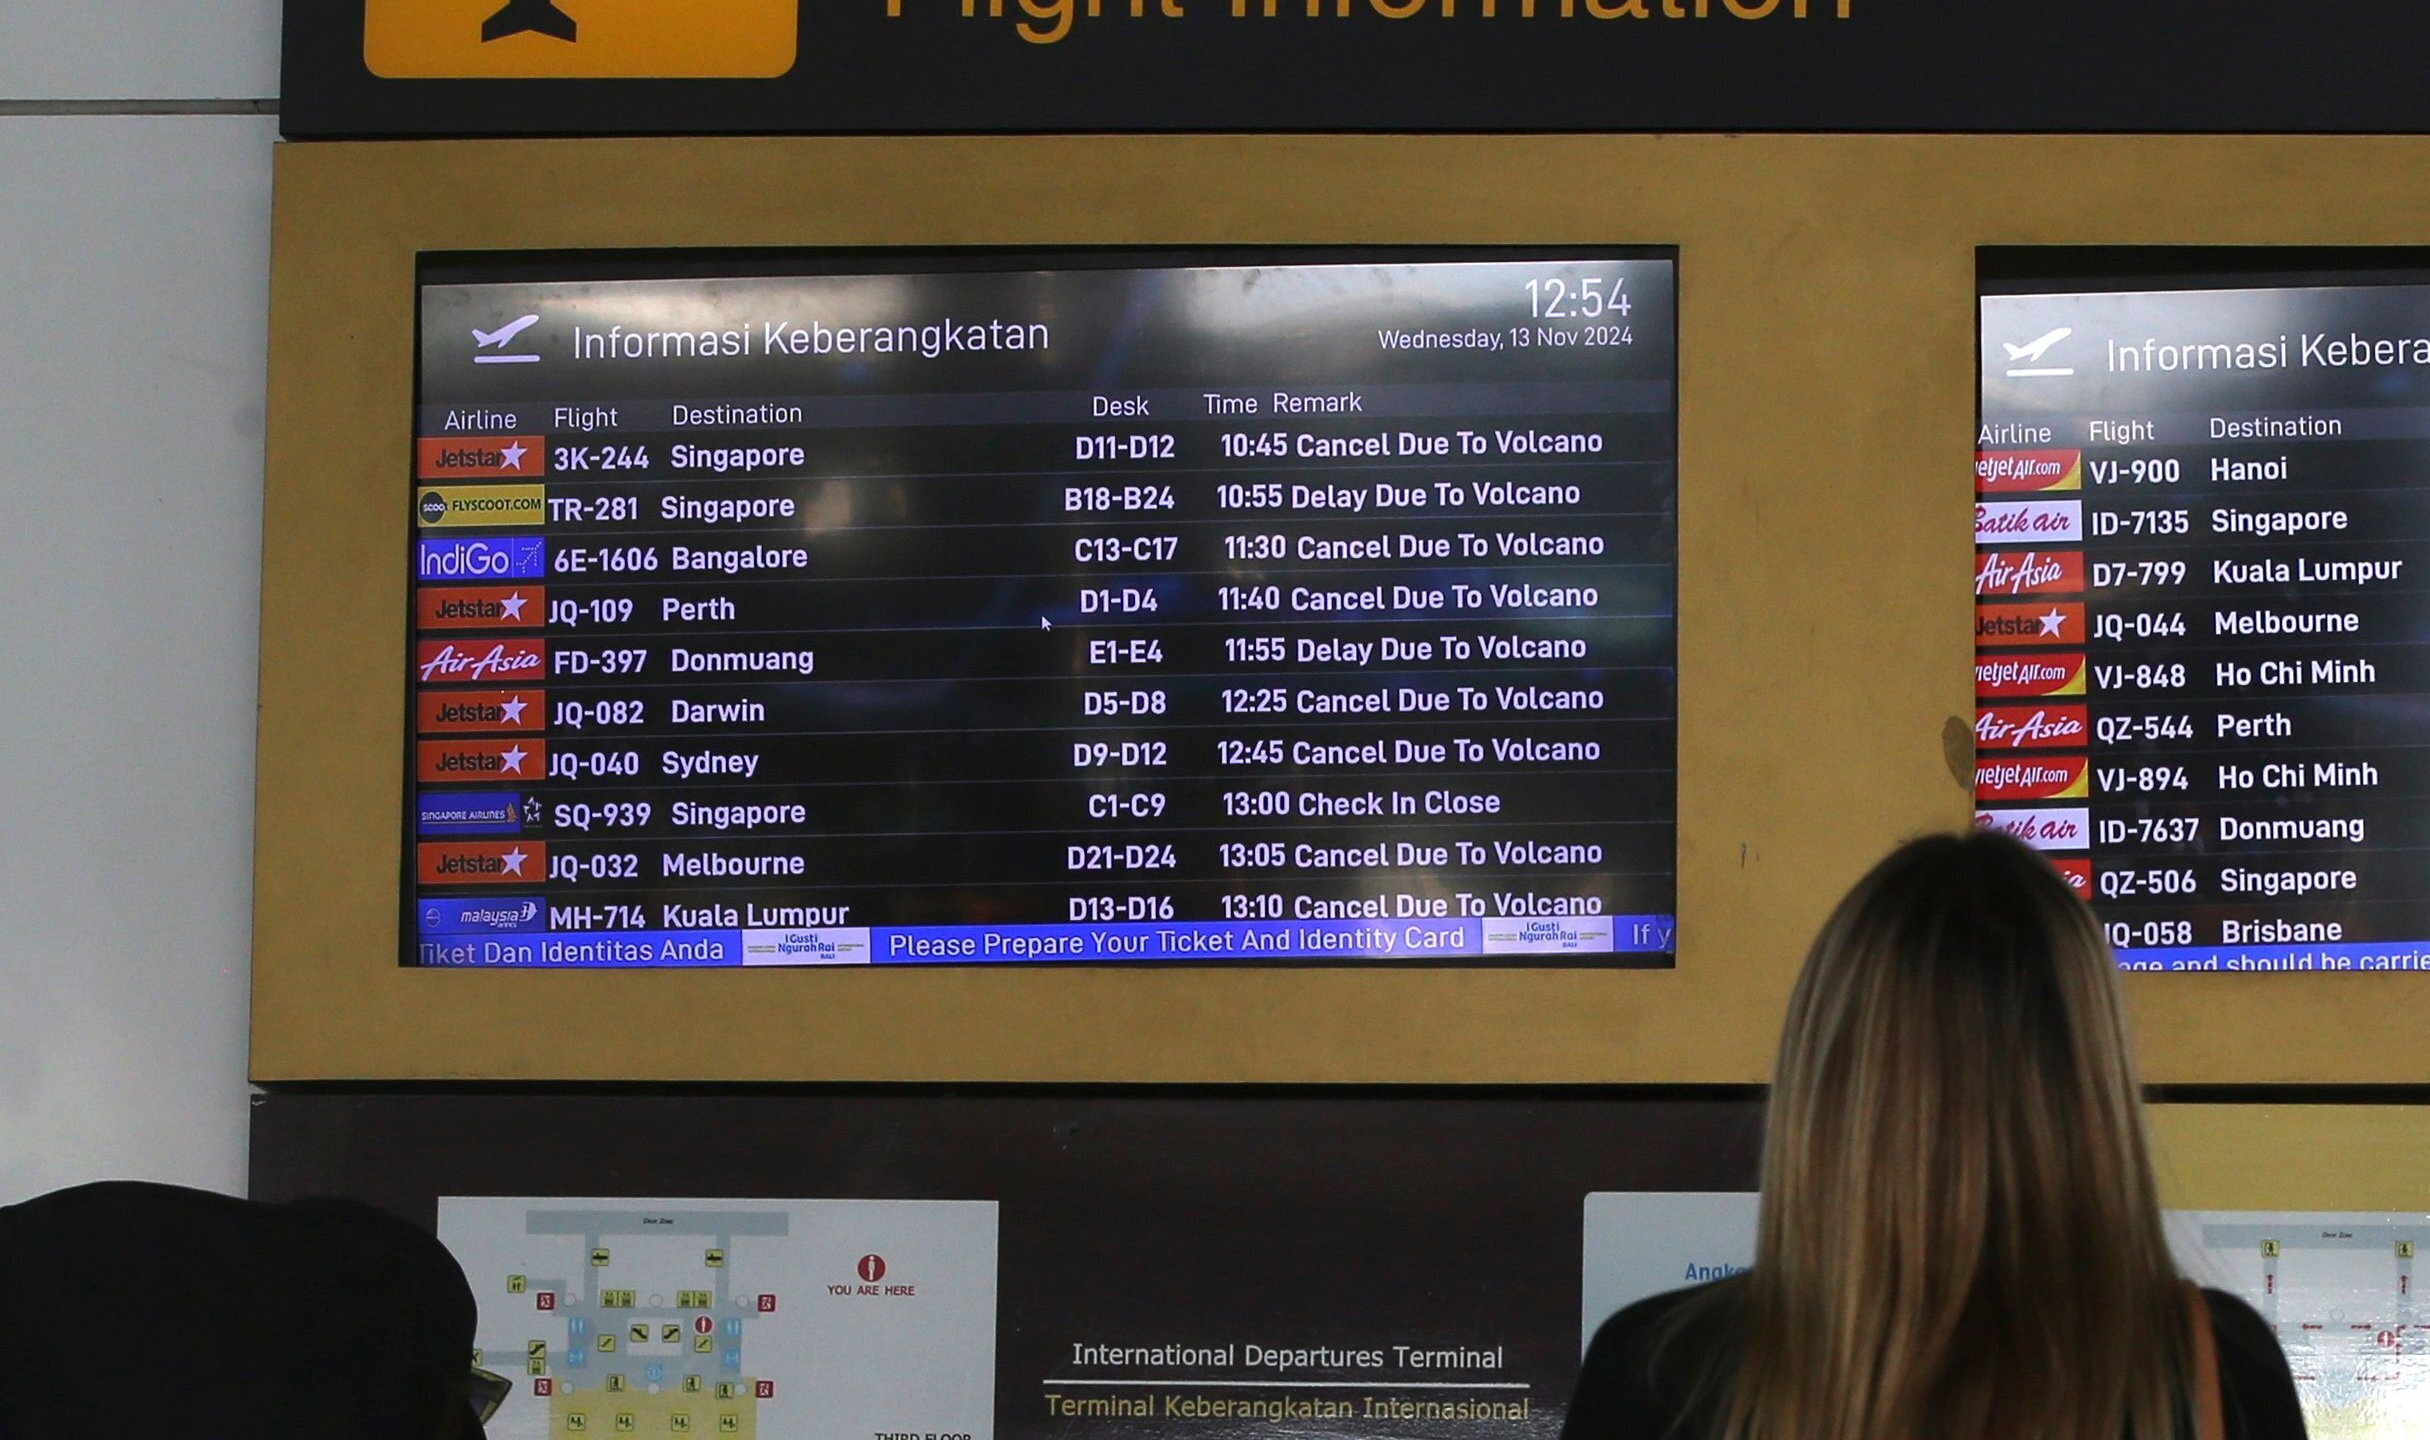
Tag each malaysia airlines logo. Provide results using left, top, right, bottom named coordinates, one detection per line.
left=418, top=896, right=545, bottom=936
left=472, top=314, right=542, bottom=364
left=2002, top=326, right=2075, bottom=378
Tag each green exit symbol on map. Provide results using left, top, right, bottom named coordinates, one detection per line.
left=507, top=1275, right=527, bottom=1294
left=2262, top=1240, right=2281, bottom=1258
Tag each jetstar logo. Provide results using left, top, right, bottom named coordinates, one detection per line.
left=1976, top=755, right=2090, bottom=801
left=1975, top=603, right=2085, bottom=646
left=418, top=739, right=547, bottom=781
left=1976, top=652, right=2087, bottom=698
left=364, top=0, right=796, bottom=79
left=417, top=689, right=543, bottom=734
left=417, top=639, right=546, bottom=685
left=417, top=840, right=546, bottom=885
left=1975, top=807, right=2090, bottom=851
left=417, top=586, right=544, bottom=629
left=416, top=435, right=544, bottom=479
left=2048, top=857, right=2093, bottom=899
left=1976, top=705, right=2088, bottom=749
left=1975, top=549, right=2084, bottom=598
left=1976, top=449, right=2084, bottom=493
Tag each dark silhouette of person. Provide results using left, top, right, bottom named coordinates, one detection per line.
left=0, top=1181, right=500, bottom=1437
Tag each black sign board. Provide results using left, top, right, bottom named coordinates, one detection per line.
left=284, top=1, right=2430, bottom=139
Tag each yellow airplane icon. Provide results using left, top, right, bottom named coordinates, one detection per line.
left=365, top=0, right=797, bottom=78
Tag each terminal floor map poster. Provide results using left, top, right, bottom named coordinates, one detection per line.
left=1583, top=1194, right=2430, bottom=1438
left=438, top=1198, right=997, bottom=1440
left=258, top=1093, right=1765, bottom=1440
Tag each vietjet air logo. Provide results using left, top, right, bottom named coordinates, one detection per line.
left=1976, top=652, right=2087, bottom=699
left=1976, top=755, right=2090, bottom=803
left=364, top=0, right=798, bottom=78
left=1976, top=450, right=2083, bottom=493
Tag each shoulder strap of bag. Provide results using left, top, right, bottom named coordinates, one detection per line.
left=2186, top=1282, right=2225, bottom=1440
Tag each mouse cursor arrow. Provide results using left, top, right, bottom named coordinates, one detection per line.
left=1040, top=616, right=1054, bottom=631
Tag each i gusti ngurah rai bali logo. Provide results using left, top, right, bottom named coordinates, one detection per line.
left=364, top=0, right=797, bottom=78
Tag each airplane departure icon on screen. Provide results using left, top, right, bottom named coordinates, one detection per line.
left=2003, top=326, right=2075, bottom=378
left=472, top=315, right=542, bottom=365
left=483, top=0, right=578, bottom=43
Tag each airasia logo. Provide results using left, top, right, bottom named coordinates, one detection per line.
left=1975, top=705, right=2088, bottom=749
left=1974, top=549, right=2083, bottom=598
left=857, top=1255, right=886, bottom=1283
left=416, top=639, right=544, bottom=685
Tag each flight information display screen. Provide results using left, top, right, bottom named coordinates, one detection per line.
left=408, top=252, right=1677, bottom=968
left=1979, top=268, right=2430, bottom=973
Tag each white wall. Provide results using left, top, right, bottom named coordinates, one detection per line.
left=0, top=0, right=276, bottom=1203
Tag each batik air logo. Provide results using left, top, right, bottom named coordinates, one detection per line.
left=416, top=638, right=546, bottom=685
left=1975, top=550, right=2084, bottom=599
left=1977, top=652, right=2087, bottom=699
left=1976, top=807, right=2090, bottom=852
left=1976, top=755, right=2090, bottom=802
left=1977, top=450, right=2083, bottom=493
left=1976, top=704, right=2088, bottom=750
left=1976, top=499, right=2082, bottom=544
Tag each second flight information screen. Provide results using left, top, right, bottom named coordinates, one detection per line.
left=409, top=253, right=1678, bottom=969
left=1980, top=272, right=2430, bottom=972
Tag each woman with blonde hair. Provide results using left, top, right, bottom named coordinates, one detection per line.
left=1564, top=830, right=2306, bottom=1440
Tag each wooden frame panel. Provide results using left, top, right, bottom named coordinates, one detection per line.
left=255, top=134, right=2430, bottom=1082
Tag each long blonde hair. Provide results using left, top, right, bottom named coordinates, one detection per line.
left=1720, top=830, right=2188, bottom=1440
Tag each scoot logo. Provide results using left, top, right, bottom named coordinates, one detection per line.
left=420, top=491, right=450, bottom=525
left=365, top=0, right=798, bottom=78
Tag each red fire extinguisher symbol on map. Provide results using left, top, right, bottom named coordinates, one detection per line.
left=858, top=1254, right=887, bottom=1283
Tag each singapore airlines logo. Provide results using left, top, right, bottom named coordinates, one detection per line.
left=2002, top=327, right=2074, bottom=379
left=473, top=314, right=542, bottom=365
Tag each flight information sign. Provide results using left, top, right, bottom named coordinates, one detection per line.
left=408, top=254, right=1677, bottom=968
left=1978, top=274, right=2430, bottom=973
